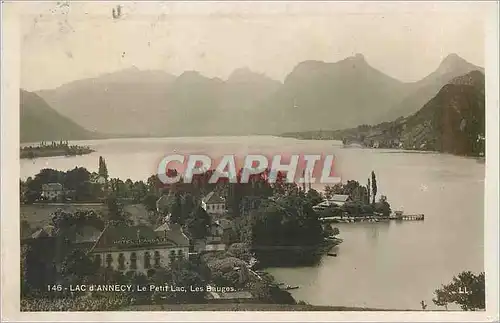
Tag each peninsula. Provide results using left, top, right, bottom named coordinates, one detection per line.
left=20, top=141, right=94, bottom=159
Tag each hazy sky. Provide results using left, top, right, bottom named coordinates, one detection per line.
left=17, top=1, right=489, bottom=91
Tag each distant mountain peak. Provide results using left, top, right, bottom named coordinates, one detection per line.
left=337, top=53, right=371, bottom=69
left=176, top=70, right=203, bottom=82
left=342, top=53, right=366, bottom=62
left=227, top=67, right=278, bottom=84
left=437, top=53, right=475, bottom=73
left=352, top=53, right=365, bottom=61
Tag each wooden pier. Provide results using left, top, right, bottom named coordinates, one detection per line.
left=390, top=213, right=424, bottom=221
left=320, top=213, right=424, bottom=223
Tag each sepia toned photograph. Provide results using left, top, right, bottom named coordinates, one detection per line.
left=1, top=1, right=499, bottom=321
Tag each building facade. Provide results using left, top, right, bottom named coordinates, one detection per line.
left=201, top=191, right=226, bottom=216
left=41, top=183, right=64, bottom=201
left=313, top=194, right=352, bottom=212
left=89, top=223, right=190, bottom=275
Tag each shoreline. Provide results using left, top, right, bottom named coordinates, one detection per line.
left=20, top=144, right=95, bottom=159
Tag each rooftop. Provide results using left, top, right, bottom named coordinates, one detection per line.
left=90, top=223, right=189, bottom=252
left=202, top=191, right=225, bottom=204
left=31, top=225, right=59, bottom=239
left=41, top=183, right=63, bottom=191
left=331, top=194, right=350, bottom=202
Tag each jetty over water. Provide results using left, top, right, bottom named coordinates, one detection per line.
left=391, top=213, right=424, bottom=221
left=320, top=212, right=424, bottom=223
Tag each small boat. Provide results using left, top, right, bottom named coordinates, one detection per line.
left=285, top=285, right=299, bottom=290
left=327, top=253, right=337, bottom=257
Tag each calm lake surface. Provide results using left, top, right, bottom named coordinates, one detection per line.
left=20, top=136, right=484, bottom=310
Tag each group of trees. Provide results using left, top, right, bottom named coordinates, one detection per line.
left=20, top=163, right=159, bottom=205
left=21, top=208, right=107, bottom=296
left=432, top=271, right=485, bottom=311
left=324, top=171, right=378, bottom=205
left=159, top=192, right=212, bottom=240
left=20, top=141, right=94, bottom=159
left=321, top=171, right=391, bottom=217
left=242, top=192, right=326, bottom=267
left=200, top=245, right=295, bottom=304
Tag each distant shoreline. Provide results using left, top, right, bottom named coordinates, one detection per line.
left=20, top=142, right=95, bottom=159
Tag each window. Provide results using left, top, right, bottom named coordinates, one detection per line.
left=144, top=252, right=151, bottom=269
left=169, top=250, right=176, bottom=263
left=106, top=254, right=113, bottom=268
left=177, top=249, right=184, bottom=260
left=130, top=252, right=137, bottom=270
left=94, top=254, right=102, bottom=266
left=154, top=251, right=161, bottom=268
left=118, top=253, right=125, bottom=270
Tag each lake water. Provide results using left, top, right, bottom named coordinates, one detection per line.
left=20, top=136, right=485, bottom=310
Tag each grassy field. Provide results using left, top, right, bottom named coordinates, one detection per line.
left=20, top=203, right=150, bottom=230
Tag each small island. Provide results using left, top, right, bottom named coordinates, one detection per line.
left=20, top=141, right=94, bottom=159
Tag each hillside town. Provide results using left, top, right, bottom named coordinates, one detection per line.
left=9, top=1, right=491, bottom=315
left=21, top=156, right=365, bottom=310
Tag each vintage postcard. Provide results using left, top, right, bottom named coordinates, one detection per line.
left=1, top=1, right=499, bottom=322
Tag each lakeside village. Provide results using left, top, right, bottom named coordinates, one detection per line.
left=20, top=156, right=420, bottom=311
left=20, top=141, right=94, bottom=159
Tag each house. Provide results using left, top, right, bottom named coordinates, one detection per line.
left=30, top=225, right=59, bottom=239
left=312, top=194, right=352, bottom=212
left=201, top=191, right=226, bottom=216
left=90, top=173, right=107, bottom=185
left=22, top=224, right=104, bottom=273
left=88, top=223, right=190, bottom=276
left=209, top=218, right=233, bottom=236
left=41, top=183, right=64, bottom=201
left=207, top=218, right=234, bottom=246
left=329, top=194, right=351, bottom=206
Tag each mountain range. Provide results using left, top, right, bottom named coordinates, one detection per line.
left=21, top=53, right=483, bottom=141
left=20, top=90, right=101, bottom=143
left=400, top=70, right=485, bottom=156
left=282, top=70, right=485, bottom=157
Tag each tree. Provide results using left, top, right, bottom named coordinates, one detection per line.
left=374, top=196, right=391, bottom=217
left=206, top=256, right=249, bottom=288
left=169, top=259, right=208, bottom=303
left=323, top=224, right=333, bottom=236
left=184, top=206, right=210, bottom=239
left=21, top=244, right=31, bottom=296
left=432, top=271, right=485, bottom=311
left=226, top=243, right=253, bottom=262
left=371, top=171, right=377, bottom=204
left=169, top=193, right=184, bottom=225
left=60, top=249, right=100, bottom=285
left=106, top=195, right=132, bottom=225
left=306, top=189, right=323, bottom=206
left=98, top=156, right=108, bottom=180
left=249, top=195, right=324, bottom=266
left=20, top=220, right=32, bottom=237
left=366, top=178, right=371, bottom=204
left=142, top=194, right=159, bottom=212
